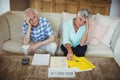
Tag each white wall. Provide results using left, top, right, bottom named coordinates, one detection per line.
left=0, top=0, right=10, bottom=15
left=110, top=0, right=120, bottom=17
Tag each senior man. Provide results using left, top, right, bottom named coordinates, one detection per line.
left=22, top=8, right=57, bottom=55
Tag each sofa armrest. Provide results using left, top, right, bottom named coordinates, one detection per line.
left=114, top=35, right=120, bottom=67
left=0, top=12, right=10, bottom=53
left=0, top=31, right=4, bottom=53
left=111, top=23, right=120, bottom=51
left=110, top=23, right=120, bottom=67
left=0, top=13, right=10, bottom=39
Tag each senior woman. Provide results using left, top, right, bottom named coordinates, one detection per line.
left=61, top=9, right=92, bottom=60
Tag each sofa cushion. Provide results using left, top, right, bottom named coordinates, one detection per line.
left=3, top=40, right=23, bottom=54
left=38, top=12, right=62, bottom=38
left=5, top=12, right=60, bottom=45
left=62, top=12, right=76, bottom=24
left=5, top=13, right=24, bottom=41
left=59, top=12, right=96, bottom=38
left=85, top=44, right=113, bottom=57
left=57, top=38, right=113, bottom=57
left=95, top=14, right=120, bottom=47
left=59, top=12, right=76, bottom=38
left=61, top=12, right=96, bottom=26
left=3, top=40, right=49, bottom=54
left=88, top=20, right=109, bottom=45
left=8, top=11, right=61, bottom=38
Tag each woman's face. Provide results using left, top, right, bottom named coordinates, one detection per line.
left=75, top=16, right=86, bottom=28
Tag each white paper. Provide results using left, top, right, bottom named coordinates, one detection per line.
left=22, top=45, right=30, bottom=54
left=50, top=57, right=68, bottom=68
left=71, top=67, right=92, bottom=72
left=31, top=54, right=50, bottom=65
left=48, top=68, right=75, bottom=77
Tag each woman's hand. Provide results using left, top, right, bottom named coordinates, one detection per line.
left=67, top=52, right=73, bottom=60
left=65, top=43, right=73, bottom=60
left=85, top=18, right=89, bottom=30
left=80, top=18, right=89, bottom=46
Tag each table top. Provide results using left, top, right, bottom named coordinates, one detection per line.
left=0, top=53, right=120, bottom=80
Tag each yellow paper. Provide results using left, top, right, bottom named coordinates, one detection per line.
left=67, top=55, right=96, bottom=70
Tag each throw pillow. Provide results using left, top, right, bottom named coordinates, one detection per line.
left=62, top=12, right=76, bottom=24
left=59, top=12, right=76, bottom=38
left=38, top=12, right=62, bottom=38
left=88, top=20, right=109, bottom=45
left=95, top=13, right=120, bottom=47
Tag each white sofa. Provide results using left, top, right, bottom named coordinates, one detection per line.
left=0, top=11, right=120, bottom=67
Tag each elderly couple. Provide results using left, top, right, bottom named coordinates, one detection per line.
left=22, top=8, right=92, bottom=60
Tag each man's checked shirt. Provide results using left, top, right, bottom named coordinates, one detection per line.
left=22, top=17, right=54, bottom=42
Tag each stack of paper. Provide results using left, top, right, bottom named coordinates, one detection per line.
left=48, top=57, right=76, bottom=77
left=50, top=57, right=68, bottom=68
left=48, top=68, right=75, bottom=77
left=67, top=55, right=96, bottom=71
left=31, top=54, right=50, bottom=65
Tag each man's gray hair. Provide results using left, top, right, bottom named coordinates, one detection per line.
left=77, top=8, right=92, bottom=19
left=24, top=8, right=38, bottom=16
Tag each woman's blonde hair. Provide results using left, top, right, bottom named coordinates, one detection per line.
left=77, top=8, right=92, bottom=19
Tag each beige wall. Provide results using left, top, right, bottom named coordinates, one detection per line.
left=10, top=0, right=29, bottom=11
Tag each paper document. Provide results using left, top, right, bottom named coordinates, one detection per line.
left=67, top=55, right=96, bottom=71
left=48, top=68, right=75, bottom=77
left=72, top=67, right=92, bottom=72
left=31, top=54, right=50, bottom=65
left=50, top=57, right=68, bottom=68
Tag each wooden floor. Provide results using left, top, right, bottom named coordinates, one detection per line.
left=0, top=53, right=120, bottom=80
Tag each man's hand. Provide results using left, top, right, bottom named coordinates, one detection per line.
left=25, top=16, right=31, bottom=27
left=28, top=43, right=39, bottom=53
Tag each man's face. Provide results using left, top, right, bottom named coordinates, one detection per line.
left=28, top=12, right=38, bottom=27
